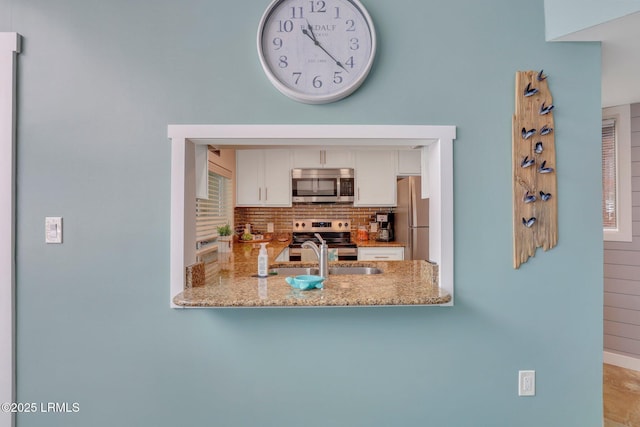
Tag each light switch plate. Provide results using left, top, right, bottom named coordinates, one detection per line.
left=45, top=217, right=62, bottom=244
left=518, top=370, right=535, bottom=396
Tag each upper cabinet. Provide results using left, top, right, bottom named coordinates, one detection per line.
left=292, top=149, right=354, bottom=168
left=263, top=150, right=291, bottom=205
left=354, top=150, right=397, bottom=206
left=397, top=149, right=422, bottom=175
left=236, top=149, right=291, bottom=207
left=236, top=148, right=413, bottom=207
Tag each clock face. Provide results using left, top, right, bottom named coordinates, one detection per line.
left=257, top=0, right=376, bottom=104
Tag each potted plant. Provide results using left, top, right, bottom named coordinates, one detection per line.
left=217, top=224, right=233, bottom=253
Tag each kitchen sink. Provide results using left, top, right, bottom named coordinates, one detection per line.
left=268, top=266, right=382, bottom=276
left=328, top=266, right=383, bottom=275
left=269, top=267, right=320, bottom=276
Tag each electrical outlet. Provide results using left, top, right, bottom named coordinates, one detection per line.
left=518, top=370, right=535, bottom=396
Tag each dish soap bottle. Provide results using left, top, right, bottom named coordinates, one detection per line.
left=257, top=243, right=268, bottom=278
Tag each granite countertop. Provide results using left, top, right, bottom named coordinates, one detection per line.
left=173, top=240, right=450, bottom=307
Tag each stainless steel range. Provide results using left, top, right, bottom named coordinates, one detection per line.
left=289, top=219, right=357, bottom=261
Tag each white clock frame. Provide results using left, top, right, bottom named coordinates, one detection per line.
left=257, top=0, right=377, bottom=104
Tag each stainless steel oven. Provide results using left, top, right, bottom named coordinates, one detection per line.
left=291, top=168, right=354, bottom=203
left=289, top=219, right=357, bottom=261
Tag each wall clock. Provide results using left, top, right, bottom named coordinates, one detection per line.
left=257, top=0, right=377, bottom=104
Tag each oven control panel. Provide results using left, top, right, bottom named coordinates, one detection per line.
left=292, top=219, right=351, bottom=232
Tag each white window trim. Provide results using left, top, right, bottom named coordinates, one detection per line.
left=603, top=105, right=632, bottom=242
left=195, top=169, right=234, bottom=253
left=1, top=32, right=20, bottom=427
left=167, top=125, right=456, bottom=308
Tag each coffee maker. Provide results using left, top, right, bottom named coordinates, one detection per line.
left=375, top=212, right=394, bottom=242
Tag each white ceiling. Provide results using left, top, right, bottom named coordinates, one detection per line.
left=556, top=11, right=640, bottom=107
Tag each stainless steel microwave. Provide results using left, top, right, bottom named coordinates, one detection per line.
left=291, top=168, right=355, bottom=203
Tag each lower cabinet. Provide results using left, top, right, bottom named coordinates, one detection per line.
left=357, top=247, right=404, bottom=261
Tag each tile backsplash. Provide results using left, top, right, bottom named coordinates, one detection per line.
left=235, top=205, right=392, bottom=237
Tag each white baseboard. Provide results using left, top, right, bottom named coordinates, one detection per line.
left=604, top=350, right=640, bottom=372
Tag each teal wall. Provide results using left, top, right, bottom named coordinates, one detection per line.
left=4, top=0, right=603, bottom=426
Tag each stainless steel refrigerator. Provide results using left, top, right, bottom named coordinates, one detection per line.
left=396, top=177, right=429, bottom=260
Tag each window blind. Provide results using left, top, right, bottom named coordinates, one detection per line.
left=602, top=118, right=617, bottom=229
left=195, top=171, right=233, bottom=246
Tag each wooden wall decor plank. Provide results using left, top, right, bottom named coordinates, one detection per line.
left=512, top=71, right=558, bottom=268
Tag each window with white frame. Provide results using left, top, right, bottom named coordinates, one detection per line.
left=602, top=118, right=617, bottom=229
left=195, top=151, right=234, bottom=252
left=602, top=105, right=632, bottom=242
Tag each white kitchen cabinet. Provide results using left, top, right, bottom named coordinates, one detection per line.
left=354, top=150, right=397, bottom=206
left=263, top=150, right=291, bottom=205
left=236, top=149, right=291, bottom=207
left=358, top=247, right=404, bottom=261
left=397, top=149, right=422, bottom=175
left=292, top=149, right=353, bottom=168
left=324, top=150, right=353, bottom=168
left=236, top=150, right=262, bottom=205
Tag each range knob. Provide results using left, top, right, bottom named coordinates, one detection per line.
left=344, top=222, right=349, bottom=228
left=301, top=222, right=306, bottom=228
left=295, top=222, right=300, bottom=228
left=338, top=222, right=343, bottom=228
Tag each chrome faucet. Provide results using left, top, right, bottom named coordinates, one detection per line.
left=301, top=233, right=329, bottom=279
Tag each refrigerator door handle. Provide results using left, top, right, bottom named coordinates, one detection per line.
left=408, top=178, right=414, bottom=227
left=410, top=177, right=420, bottom=228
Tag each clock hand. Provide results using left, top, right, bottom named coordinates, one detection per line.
left=317, top=44, right=349, bottom=73
left=301, top=21, right=349, bottom=73
left=301, top=27, right=316, bottom=44
left=304, top=19, right=317, bottom=42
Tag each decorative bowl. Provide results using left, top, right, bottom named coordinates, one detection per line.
left=285, top=275, right=325, bottom=290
